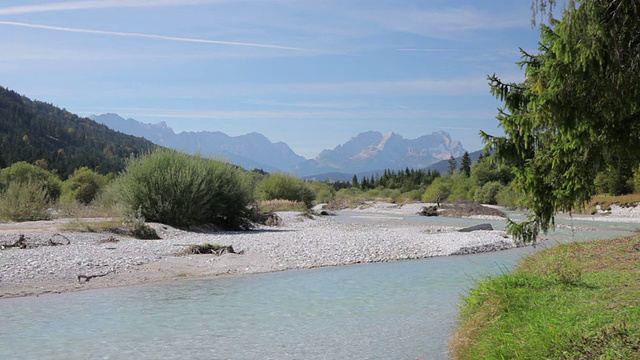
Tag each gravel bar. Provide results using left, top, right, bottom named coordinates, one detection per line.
left=0, top=210, right=514, bottom=299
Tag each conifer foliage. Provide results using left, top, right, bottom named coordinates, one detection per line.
left=484, top=0, right=640, bottom=243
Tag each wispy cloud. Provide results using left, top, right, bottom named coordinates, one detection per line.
left=397, top=48, right=468, bottom=52
left=270, top=77, right=490, bottom=96
left=246, top=100, right=368, bottom=109
left=0, top=20, right=332, bottom=53
left=0, top=0, right=218, bottom=15
left=361, top=6, right=527, bottom=40
left=36, top=75, right=493, bottom=101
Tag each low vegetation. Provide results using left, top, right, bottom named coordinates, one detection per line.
left=61, top=215, right=159, bottom=240
left=257, top=199, right=309, bottom=213
left=257, top=172, right=315, bottom=208
left=3, top=145, right=640, bottom=237
left=177, top=243, right=236, bottom=256
left=0, top=180, right=52, bottom=221
left=114, top=149, right=254, bottom=229
left=450, top=236, right=640, bottom=359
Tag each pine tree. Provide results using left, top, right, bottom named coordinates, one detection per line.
left=460, top=152, right=471, bottom=177
left=484, top=0, right=640, bottom=244
left=447, top=156, right=457, bottom=176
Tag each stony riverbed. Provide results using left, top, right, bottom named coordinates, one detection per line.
left=0, top=207, right=516, bottom=298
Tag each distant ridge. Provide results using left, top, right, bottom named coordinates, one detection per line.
left=90, top=113, right=305, bottom=173
left=91, top=113, right=468, bottom=177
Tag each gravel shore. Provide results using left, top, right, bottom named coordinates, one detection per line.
left=0, top=206, right=515, bottom=299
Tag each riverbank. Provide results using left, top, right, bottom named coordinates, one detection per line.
left=0, top=205, right=515, bottom=299
left=449, top=235, right=640, bottom=359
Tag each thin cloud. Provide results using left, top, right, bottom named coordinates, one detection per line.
left=0, top=21, right=332, bottom=53
left=397, top=48, right=467, bottom=52
left=269, top=77, right=489, bottom=96
left=0, top=0, right=217, bottom=15
left=246, top=100, right=368, bottom=109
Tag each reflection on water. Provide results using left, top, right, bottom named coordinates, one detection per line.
left=0, top=213, right=635, bottom=360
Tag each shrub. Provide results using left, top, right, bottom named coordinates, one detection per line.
left=258, top=199, right=308, bottom=212
left=0, top=161, right=62, bottom=199
left=398, top=189, right=423, bottom=202
left=471, top=158, right=513, bottom=187
left=114, top=149, right=254, bottom=229
left=373, top=188, right=402, bottom=202
left=310, top=181, right=335, bottom=204
left=495, top=182, right=523, bottom=209
left=473, top=181, right=504, bottom=205
left=61, top=167, right=108, bottom=204
left=422, top=177, right=451, bottom=203
left=334, top=187, right=366, bottom=205
left=448, top=173, right=474, bottom=202
left=0, top=180, right=52, bottom=221
left=123, top=210, right=160, bottom=239
left=257, top=173, right=315, bottom=208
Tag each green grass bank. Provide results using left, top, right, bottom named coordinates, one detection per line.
left=450, top=236, right=640, bottom=359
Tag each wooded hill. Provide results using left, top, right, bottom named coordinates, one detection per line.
left=0, top=87, right=156, bottom=178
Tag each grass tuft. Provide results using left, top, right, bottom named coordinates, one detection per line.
left=450, top=236, right=640, bottom=359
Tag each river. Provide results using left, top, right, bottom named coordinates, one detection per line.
left=0, top=212, right=636, bottom=359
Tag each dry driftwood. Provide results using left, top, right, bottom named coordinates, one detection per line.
left=1, top=233, right=71, bottom=250
left=1, top=234, right=28, bottom=249
left=77, top=270, right=115, bottom=283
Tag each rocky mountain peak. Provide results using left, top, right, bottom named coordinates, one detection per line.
left=91, top=113, right=467, bottom=177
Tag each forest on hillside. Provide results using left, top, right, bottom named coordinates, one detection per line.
left=0, top=87, right=156, bottom=178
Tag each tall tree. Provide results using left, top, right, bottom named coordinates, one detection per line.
left=484, top=0, right=640, bottom=243
left=460, top=152, right=472, bottom=177
left=447, top=156, right=457, bottom=176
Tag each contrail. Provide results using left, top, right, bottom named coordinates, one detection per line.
left=0, top=0, right=217, bottom=15
left=0, top=20, right=327, bottom=53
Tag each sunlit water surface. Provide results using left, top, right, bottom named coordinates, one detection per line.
left=1, top=213, right=636, bottom=359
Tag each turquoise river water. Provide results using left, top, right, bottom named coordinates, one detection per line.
left=0, top=213, right=637, bottom=359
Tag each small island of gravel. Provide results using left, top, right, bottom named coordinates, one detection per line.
left=0, top=202, right=516, bottom=299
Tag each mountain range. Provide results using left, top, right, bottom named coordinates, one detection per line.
left=91, top=113, right=467, bottom=177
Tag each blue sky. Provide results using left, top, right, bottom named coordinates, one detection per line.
left=0, top=0, right=540, bottom=158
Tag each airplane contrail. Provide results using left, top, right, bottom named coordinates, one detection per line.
left=0, top=0, right=217, bottom=15
left=0, top=20, right=327, bottom=53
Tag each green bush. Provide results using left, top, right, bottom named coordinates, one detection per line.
left=257, top=173, right=316, bottom=208
left=448, top=173, right=474, bottom=202
left=595, top=167, right=634, bottom=196
left=61, top=167, right=108, bottom=204
left=471, top=158, right=513, bottom=187
left=398, top=189, right=423, bottom=202
left=310, top=182, right=336, bottom=204
left=114, top=149, right=254, bottom=229
left=372, top=188, right=401, bottom=202
left=473, top=181, right=504, bottom=205
left=84, top=180, right=126, bottom=217
left=0, top=180, right=52, bottom=221
left=334, top=187, right=366, bottom=204
left=422, top=177, right=451, bottom=203
left=495, top=182, right=523, bottom=209
left=0, top=161, right=62, bottom=199
left=123, top=210, right=160, bottom=239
